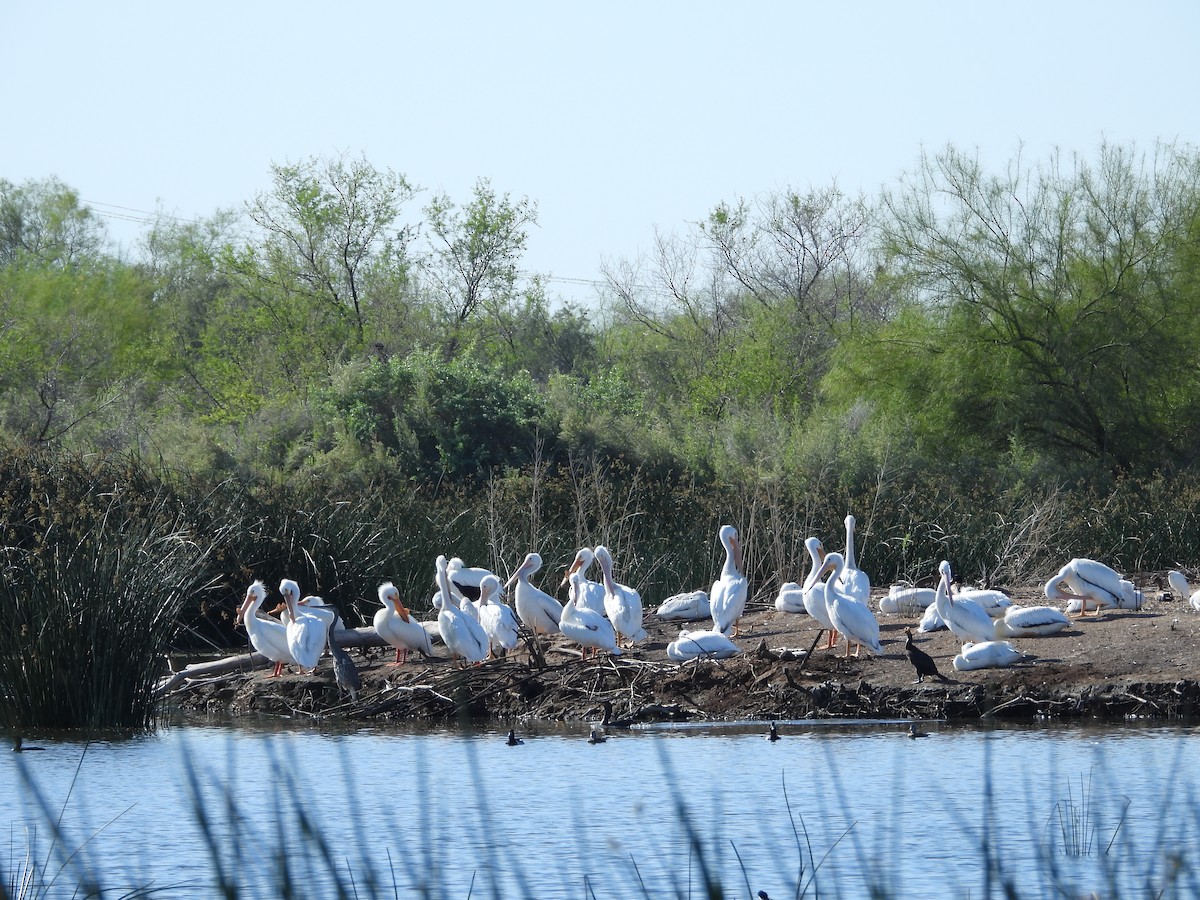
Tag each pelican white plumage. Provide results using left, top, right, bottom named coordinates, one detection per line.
left=1166, top=570, right=1200, bottom=609
left=561, top=571, right=621, bottom=659
left=879, top=585, right=936, bottom=617
left=1044, top=558, right=1140, bottom=616
left=918, top=602, right=946, bottom=632
left=710, top=525, right=749, bottom=637
left=993, top=605, right=1071, bottom=638
left=953, top=640, right=1025, bottom=671
left=774, top=582, right=807, bottom=614
left=800, top=537, right=838, bottom=649
left=436, top=555, right=489, bottom=667
left=446, top=557, right=501, bottom=604
left=934, top=562, right=995, bottom=644
left=655, top=589, right=711, bottom=621
left=821, top=552, right=883, bottom=657
left=953, top=587, right=1013, bottom=618
left=505, top=552, right=563, bottom=640
left=477, top=573, right=520, bottom=657
left=373, top=582, right=433, bottom=665
left=236, top=581, right=297, bottom=677
left=559, top=548, right=607, bottom=616
left=595, top=545, right=646, bottom=647
left=279, top=578, right=334, bottom=672
left=836, top=514, right=871, bottom=604
left=666, top=628, right=740, bottom=661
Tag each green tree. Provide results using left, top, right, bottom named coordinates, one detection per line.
left=0, top=177, right=106, bottom=269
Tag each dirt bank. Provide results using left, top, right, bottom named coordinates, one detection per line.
left=166, top=574, right=1200, bottom=726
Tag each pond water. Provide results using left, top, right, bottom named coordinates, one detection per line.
left=2, top=714, right=1198, bottom=898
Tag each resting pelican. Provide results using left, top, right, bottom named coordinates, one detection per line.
left=918, top=602, right=946, bottom=632
left=559, top=548, right=607, bottom=616
left=799, top=537, right=838, bottom=649
left=666, top=628, right=740, bottom=661
left=774, top=582, right=807, bottom=614
left=279, top=578, right=335, bottom=673
left=477, top=574, right=520, bottom=657
left=821, top=552, right=883, bottom=657
left=880, top=585, right=936, bottom=617
left=953, top=640, right=1025, bottom=671
left=596, top=545, right=646, bottom=647
left=993, top=605, right=1070, bottom=638
left=505, top=552, right=563, bottom=644
left=436, top=554, right=489, bottom=667
left=1167, top=570, right=1200, bottom=609
left=710, top=525, right=749, bottom=637
left=836, top=514, right=871, bottom=603
left=561, top=570, right=621, bottom=659
left=446, top=557, right=501, bottom=604
left=236, top=581, right=297, bottom=677
left=655, top=589, right=711, bottom=621
left=373, top=582, right=433, bottom=665
left=953, top=586, right=1013, bottom=618
left=1045, top=558, right=1140, bottom=616
left=934, top=562, right=995, bottom=644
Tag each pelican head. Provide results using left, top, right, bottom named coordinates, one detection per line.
left=561, top=547, right=596, bottom=587
left=236, top=580, right=267, bottom=625
left=479, top=574, right=501, bottom=605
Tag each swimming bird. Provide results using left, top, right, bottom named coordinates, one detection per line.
left=373, top=582, right=434, bottom=665
left=821, top=552, right=884, bottom=657
left=505, top=552, right=564, bottom=646
left=767, top=721, right=781, bottom=742
left=836, top=513, right=871, bottom=604
left=595, top=545, right=646, bottom=647
left=710, top=524, right=749, bottom=637
left=561, top=570, right=621, bottom=659
left=559, top=548, right=607, bottom=616
left=952, top=640, right=1025, bottom=671
left=1044, top=558, right=1140, bottom=616
left=656, top=589, right=711, bottom=621
left=12, top=736, right=46, bottom=752
left=436, top=555, right=490, bottom=667
left=934, top=562, right=995, bottom=644
left=908, top=724, right=930, bottom=739
left=477, top=573, right=520, bottom=657
left=506, top=729, right=524, bottom=746
left=599, top=700, right=635, bottom=729
left=236, top=581, right=297, bottom=677
left=993, top=605, right=1070, bottom=638
left=799, top=537, right=839, bottom=650
left=279, top=579, right=335, bottom=673
left=326, top=615, right=361, bottom=700
left=666, top=628, right=741, bottom=661
left=587, top=725, right=607, bottom=744
left=879, top=584, right=937, bottom=617
left=904, top=627, right=948, bottom=683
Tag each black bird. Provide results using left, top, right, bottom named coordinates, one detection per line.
left=908, top=723, right=930, bottom=738
left=905, top=628, right=949, bottom=684
left=767, top=721, right=781, bottom=742
left=326, top=618, right=361, bottom=701
left=506, top=729, right=524, bottom=746
left=600, top=699, right=635, bottom=729
left=12, top=736, right=45, bottom=752
left=587, top=725, right=607, bottom=744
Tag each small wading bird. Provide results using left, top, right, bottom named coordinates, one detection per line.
left=904, top=627, right=949, bottom=684
left=326, top=615, right=360, bottom=700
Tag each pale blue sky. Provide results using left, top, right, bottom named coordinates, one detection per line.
left=4, top=1, right=1197, bottom=303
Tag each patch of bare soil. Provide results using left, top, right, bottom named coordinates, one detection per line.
left=168, top=574, right=1200, bottom=727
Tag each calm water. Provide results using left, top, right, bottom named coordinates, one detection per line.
left=3, top=715, right=1199, bottom=898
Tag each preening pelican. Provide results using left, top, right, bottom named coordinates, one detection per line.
left=880, top=585, right=936, bottom=617
left=799, top=537, right=838, bottom=649
left=993, top=605, right=1070, bottom=638
left=373, top=582, right=433, bottom=665
left=505, top=552, right=563, bottom=641
left=436, top=554, right=489, bottom=667
left=477, top=573, right=520, bottom=657
left=656, top=589, right=711, bottom=621
left=561, top=570, right=621, bottom=659
left=446, top=557, right=501, bottom=604
left=279, top=578, right=334, bottom=673
left=1045, top=558, right=1140, bottom=616
left=596, top=545, right=646, bottom=647
left=236, top=581, right=297, bottom=677
left=821, top=552, right=883, bottom=657
left=953, top=640, right=1025, bottom=671
left=934, top=562, right=995, bottom=644
left=559, top=548, right=607, bottom=616
left=836, top=514, right=871, bottom=604
left=666, top=628, right=740, bottom=661
left=710, top=525, right=749, bottom=637
left=774, top=582, right=807, bottom=614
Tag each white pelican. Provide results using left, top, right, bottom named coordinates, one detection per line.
left=993, top=605, right=1071, bottom=638
left=477, top=573, right=520, bottom=657
left=505, top=552, right=563, bottom=643
left=666, top=628, right=740, bottom=661
left=1044, top=558, right=1140, bottom=616
left=836, top=514, right=871, bottom=603
left=655, top=589, right=711, bottom=621
left=934, top=561, right=995, bottom=644
left=880, top=585, right=936, bottom=617
left=953, top=640, right=1025, bottom=671
left=559, top=548, right=607, bottom=616
left=953, top=586, right=1013, bottom=618
left=596, top=545, right=646, bottom=647
left=279, top=578, right=335, bottom=673
left=917, top=603, right=946, bottom=633
left=235, top=581, right=297, bottom=677
left=436, top=555, right=489, bottom=667
left=821, top=552, right=883, bottom=657
left=446, top=557, right=502, bottom=604
left=561, top=571, right=621, bottom=659
left=710, top=524, right=749, bottom=637
left=800, top=537, right=838, bottom=649
left=373, top=582, right=433, bottom=665
left=1167, top=570, right=1200, bottom=609
left=774, top=582, right=807, bottom=614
